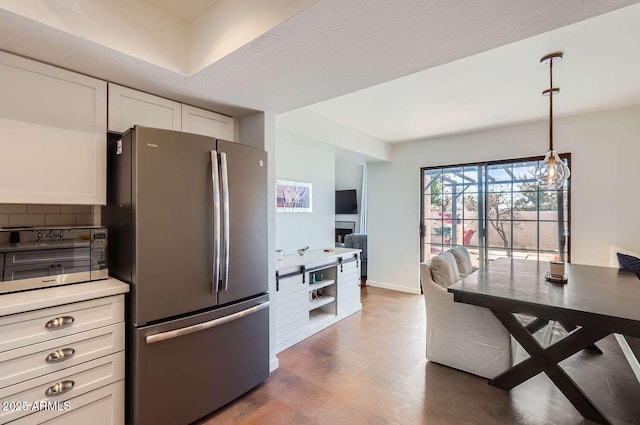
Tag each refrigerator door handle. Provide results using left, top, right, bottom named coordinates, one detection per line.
left=220, top=152, right=230, bottom=291
left=145, top=301, right=269, bottom=344
left=211, top=151, right=221, bottom=293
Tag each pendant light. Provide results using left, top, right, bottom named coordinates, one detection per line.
left=533, top=52, right=570, bottom=190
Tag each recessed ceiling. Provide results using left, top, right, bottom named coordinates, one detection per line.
left=144, top=0, right=220, bottom=24
left=0, top=0, right=638, bottom=119
left=301, top=2, right=640, bottom=143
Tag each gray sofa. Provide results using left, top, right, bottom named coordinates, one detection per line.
left=344, top=233, right=367, bottom=278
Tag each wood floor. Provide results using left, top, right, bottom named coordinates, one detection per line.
left=197, top=287, right=640, bottom=425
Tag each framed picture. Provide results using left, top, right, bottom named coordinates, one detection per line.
left=276, top=179, right=312, bottom=212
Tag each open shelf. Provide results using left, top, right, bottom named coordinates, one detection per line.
left=309, top=308, right=335, bottom=325
left=308, top=296, right=335, bottom=311
left=308, top=279, right=335, bottom=291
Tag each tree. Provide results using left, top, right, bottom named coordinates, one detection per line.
left=430, top=178, right=446, bottom=207
left=465, top=192, right=521, bottom=254
left=513, top=180, right=558, bottom=211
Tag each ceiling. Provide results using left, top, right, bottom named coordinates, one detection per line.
left=302, top=2, right=640, bottom=143
left=145, top=0, right=220, bottom=23
left=0, top=0, right=638, bottom=124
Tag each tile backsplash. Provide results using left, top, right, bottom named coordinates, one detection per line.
left=0, top=204, right=100, bottom=228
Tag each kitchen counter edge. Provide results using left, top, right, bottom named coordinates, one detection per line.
left=0, top=278, right=129, bottom=316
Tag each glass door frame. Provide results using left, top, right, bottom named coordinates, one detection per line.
left=419, top=154, right=571, bottom=266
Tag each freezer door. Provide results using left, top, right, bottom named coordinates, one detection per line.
left=129, top=296, right=270, bottom=425
left=216, top=140, right=268, bottom=306
left=133, top=127, right=218, bottom=324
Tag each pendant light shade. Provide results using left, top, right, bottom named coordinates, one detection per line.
left=533, top=149, right=570, bottom=190
left=534, top=53, right=570, bottom=190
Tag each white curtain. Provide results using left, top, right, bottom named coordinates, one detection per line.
left=359, top=163, right=367, bottom=234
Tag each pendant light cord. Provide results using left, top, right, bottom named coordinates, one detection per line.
left=549, top=58, right=553, bottom=151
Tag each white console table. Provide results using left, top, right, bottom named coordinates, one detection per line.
left=274, top=248, right=362, bottom=353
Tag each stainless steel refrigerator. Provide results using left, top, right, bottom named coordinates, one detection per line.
left=103, top=126, right=269, bottom=425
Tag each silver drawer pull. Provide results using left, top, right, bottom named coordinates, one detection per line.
left=45, top=316, right=74, bottom=329
left=45, top=380, right=74, bottom=397
left=45, top=348, right=75, bottom=363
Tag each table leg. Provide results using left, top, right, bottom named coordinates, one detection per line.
left=559, top=320, right=603, bottom=354
left=525, top=317, right=549, bottom=334
left=489, top=310, right=611, bottom=425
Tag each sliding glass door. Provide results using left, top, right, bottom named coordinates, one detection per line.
left=420, top=156, right=570, bottom=267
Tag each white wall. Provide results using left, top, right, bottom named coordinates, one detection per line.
left=335, top=159, right=363, bottom=232
left=276, top=109, right=392, bottom=162
left=275, top=140, right=335, bottom=253
left=240, top=112, right=278, bottom=371
left=368, top=105, right=640, bottom=293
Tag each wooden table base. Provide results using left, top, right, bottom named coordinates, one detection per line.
left=489, top=310, right=611, bottom=425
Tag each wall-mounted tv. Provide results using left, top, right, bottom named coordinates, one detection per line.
left=335, top=190, right=358, bottom=214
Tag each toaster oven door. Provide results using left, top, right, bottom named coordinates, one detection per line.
left=0, top=247, right=91, bottom=294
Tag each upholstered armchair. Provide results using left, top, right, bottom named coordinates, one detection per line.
left=420, top=249, right=512, bottom=379
left=344, top=233, right=367, bottom=278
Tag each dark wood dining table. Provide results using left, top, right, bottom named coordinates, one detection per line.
left=447, top=258, right=640, bottom=425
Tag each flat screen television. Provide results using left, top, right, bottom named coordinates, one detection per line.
left=335, top=190, right=358, bottom=214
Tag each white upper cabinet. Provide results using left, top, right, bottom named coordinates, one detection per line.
left=108, top=83, right=181, bottom=133
left=181, top=104, right=235, bottom=141
left=0, top=52, right=106, bottom=205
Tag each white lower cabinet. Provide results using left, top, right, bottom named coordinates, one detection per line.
left=275, top=252, right=362, bottom=353
left=0, top=323, right=125, bottom=388
left=0, top=294, right=125, bottom=425
left=9, top=381, right=124, bottom=425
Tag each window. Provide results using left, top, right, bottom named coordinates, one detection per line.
left=420, top=155, right=570, bottom=267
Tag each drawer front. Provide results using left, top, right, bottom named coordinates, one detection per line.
left=4, top=248, right=90, bottom=266
left=0, top=295, right=124, bottom=352
left=0, top=323, right=124, bottom=389
left=9, top=380, right=124, bottom=425
left=0, top=352, right=124, bottom=423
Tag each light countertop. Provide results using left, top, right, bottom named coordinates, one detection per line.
left=0, top=278, right=129, bottom=316
left=276, top=248, right=361, bottom=272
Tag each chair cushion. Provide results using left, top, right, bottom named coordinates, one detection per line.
left=618, top=252, right=640, bottom=279
left=451, top=246, right=474, bottom=276
left=430, top=251, right=461, bottom=287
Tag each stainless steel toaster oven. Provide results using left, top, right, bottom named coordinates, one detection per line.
left=0, top=226, right=108, bottom=294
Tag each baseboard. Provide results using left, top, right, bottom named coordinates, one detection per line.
left=270, top=356, right=279, bottom=372
left=366, top=280, right=421, bottom=294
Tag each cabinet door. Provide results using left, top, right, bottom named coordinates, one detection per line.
left=275, top=274, right=309, bottom=353
left=107, top=83, right=181, bottom=133
left=0, top=52, right=106, bottom=205
left=338, top=259, right=362, bottom=317
left=181, top=104, right=235, bottom=141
